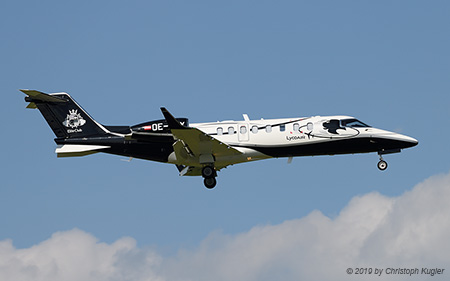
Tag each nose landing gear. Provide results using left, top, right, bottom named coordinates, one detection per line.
left=202, top=165, right=217, bottom=189
left=377, top=154, right=388, bottom=171
left=377, top=159, right=388, bottom=171
left=377, top=149, right=401, bottom=171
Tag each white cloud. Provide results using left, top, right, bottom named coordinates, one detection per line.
left=1, top=172, right=450, bottom=281
left=0, top=229, right=162, bottom=281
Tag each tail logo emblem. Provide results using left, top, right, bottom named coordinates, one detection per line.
left=63, top=109, right=86, bottom=130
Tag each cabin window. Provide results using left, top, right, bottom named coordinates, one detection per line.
left=240, top=126, right=247, bottom=134
left=228, top=126, right=235, bottom=135
left=217, top=127, right=223, bottom=135
left=293, top=123, right=299, bottom=132
left=251, top=126, right=258, bottom=134
left=266, top=125, right=272, bottom=133
left=280, top=124, right=286, bottom=132
left=307, top=122, right=313, bottom=131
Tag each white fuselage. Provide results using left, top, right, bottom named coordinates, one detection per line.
left=172, top=115, right=418, bottom=169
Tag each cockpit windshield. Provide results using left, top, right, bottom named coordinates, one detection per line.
left=341, top=119, right=371, bottom=128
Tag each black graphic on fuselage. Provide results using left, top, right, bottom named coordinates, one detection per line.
left=323, top=119, right=345, bottom=134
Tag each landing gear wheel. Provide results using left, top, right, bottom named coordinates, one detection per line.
left=204, top=177, right=217, bottom=189
left=202, top=165, right=217, bottom=189
left=202, top=166, right=215, bottom=178
left=378, top=160, right=388, bottom=171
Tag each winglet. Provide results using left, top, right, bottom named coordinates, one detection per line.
left=161, top=107, right=187, bottom=130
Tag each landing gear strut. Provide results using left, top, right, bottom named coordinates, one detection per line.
left=202, top=165, right=217, bottom=189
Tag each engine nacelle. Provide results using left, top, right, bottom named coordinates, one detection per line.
left=131, top=118, right=189, bottom=133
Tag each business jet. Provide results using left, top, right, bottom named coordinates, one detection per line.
left=21, top=90, right=418, bottom=189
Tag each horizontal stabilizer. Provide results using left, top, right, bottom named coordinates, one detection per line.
left=20, top=89, right=68, bottom=103
left=55, top=144, right=110, bottom=157
left=26, top=102, right=37, bottom=109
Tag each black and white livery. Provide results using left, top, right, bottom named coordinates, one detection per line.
left=21, top=90, right=418, bottom=189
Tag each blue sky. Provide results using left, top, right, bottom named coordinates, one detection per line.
left=1, top=1, right=450, bottom=280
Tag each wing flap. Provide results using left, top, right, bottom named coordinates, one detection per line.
left=179, top=166, right=202, bottom=177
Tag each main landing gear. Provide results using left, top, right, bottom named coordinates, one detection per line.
left=202, top=165, right=217, bottom=189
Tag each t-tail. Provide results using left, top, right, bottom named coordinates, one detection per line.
left=21, top=89, right=116, bottom=157
left=21, top=89, right=109, bottom=138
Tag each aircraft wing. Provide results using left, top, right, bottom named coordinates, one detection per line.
left=161, top=108, right=242, bottom=166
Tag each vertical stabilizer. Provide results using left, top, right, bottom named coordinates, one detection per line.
left=21, top=90, right=108, bottom=138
